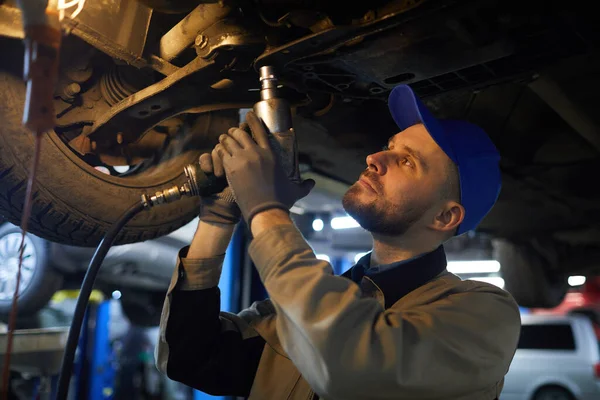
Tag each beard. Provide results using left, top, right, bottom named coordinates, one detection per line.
left=341, top=173, right=426, bottom=236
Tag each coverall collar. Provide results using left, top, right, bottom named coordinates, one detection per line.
left=345, top=246, right=448, bottom=308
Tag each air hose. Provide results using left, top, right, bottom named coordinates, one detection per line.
left=55, top=169, right=227, bottom=400
left=55, top=201, right=147, bottom=400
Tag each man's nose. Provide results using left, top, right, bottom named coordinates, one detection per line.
left=366, top=152, right=387, bottom=175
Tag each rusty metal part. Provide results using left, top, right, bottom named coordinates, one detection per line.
left=97, top=128, right=169, bottom=166
left=77, top=26, right=264, bottom=153
left=148, top=54, right=180, bottom=76
left=62, top=83, right=81, bottom=98
left=86, top=56, right=217, bottom=150
left=62, top=0, right=152, bottom=68
left=99, top=65, right=154, bottom=106
left=0, top=4, right=24, bottom=39
left=254, top=0, right=431, bottom=100
left=255, top=0, right=439, bottom=102
left=159, top=1, right=233, bottom=62
left=1, top=0, right=152, bottom=67
left=256, top=0, right=425, bottom=69
left=192, top=19, right=261, bottom=60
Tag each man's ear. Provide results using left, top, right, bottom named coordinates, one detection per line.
left=431, top=201, right=465, bottom=234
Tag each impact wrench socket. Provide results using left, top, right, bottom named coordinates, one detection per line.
left=253, top=65, right=301, bottom=183
left=142, top=65, right=300, bottom=207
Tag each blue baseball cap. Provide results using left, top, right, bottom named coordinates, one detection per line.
left=387, top=84, right=501, bottom=235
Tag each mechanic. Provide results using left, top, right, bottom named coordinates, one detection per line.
left=155, top=84, right=521, bottom=400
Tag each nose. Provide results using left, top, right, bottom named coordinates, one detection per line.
left=366, top=151, right=387, bottom=175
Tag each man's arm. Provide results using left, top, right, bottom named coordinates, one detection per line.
left=249, top=209, right=521, bottom=400
left=155, top=220, right=265, bottom=397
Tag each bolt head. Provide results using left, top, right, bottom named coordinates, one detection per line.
left=67, top=83, right=81, bottom=94
left=195, top=35, right=208, bottom=49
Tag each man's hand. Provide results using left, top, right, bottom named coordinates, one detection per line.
left=215, top=111, right=315, bottom=227
left=197, top=149, right=241, bottom=225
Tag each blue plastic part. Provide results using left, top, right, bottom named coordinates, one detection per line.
left=88, top=301, right=116, bottom=400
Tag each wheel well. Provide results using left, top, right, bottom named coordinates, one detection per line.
left=531, top=384, right=575, bottom=400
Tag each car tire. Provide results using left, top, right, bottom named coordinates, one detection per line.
left=120, top=291, right=165, bottom=327
left=494, top=239, right=568, bottom=308
left=0, top=71, right=238, bottom=247
left=0, top=223, right=63, bottom=318
left=532, top=386, right=574, bottom=400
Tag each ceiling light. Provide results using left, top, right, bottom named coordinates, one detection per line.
left=312, top=218, right=324, bottom=232
left=316, top=254, right=330, bottom=262
left=331, top=216, right=360, bottom=230
left=354, top=252, right=369, bottom=264
left=447, top=260, right=501, bottom=274
left=568, top=276, right=586, bottom=287
left=290, top=205, right=305, bottom=215
left=468, top=277, right=505, bottom=289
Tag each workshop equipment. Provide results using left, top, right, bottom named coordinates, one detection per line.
left=0, top=327, right=67, bottom=399
left=143, top=65, right=298, bottom=207
left=253, top=65, right=301, bottom=183
left=0, top=293, right=116, bottom=399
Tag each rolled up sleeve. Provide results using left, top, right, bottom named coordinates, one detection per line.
left=178, top=249, right=224, bottom=291
left=155, top=247, right=265, bottom=397
left=249, top=225, right=521, bottom=400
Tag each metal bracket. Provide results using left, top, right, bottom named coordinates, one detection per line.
left=78, top=28, right=264, bottom=153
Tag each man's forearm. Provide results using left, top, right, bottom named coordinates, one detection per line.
left=187, top=219, right=236, bottom=259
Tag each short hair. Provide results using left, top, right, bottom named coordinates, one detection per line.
left=440, top=159, right=461, bottom=203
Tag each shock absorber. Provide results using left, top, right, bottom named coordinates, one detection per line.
left=141, top=65, right=298, bottom=207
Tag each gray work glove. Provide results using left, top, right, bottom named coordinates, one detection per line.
left=215, top=111, right=315, bottom=226
left=197, top=148, right=241, bottom=225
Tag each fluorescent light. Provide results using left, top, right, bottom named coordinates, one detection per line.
left=468, top=277, right=505, bottom=289
left=290, top=205, right=305, bottom=215
left=568, top=276, right=586, bottom=286
left=112, top=290, right=122, bottom=300
left=354, top=252, right=369, bottom=264
left=312, top=218, right=324, bottom=232
left=331, top=216, right=360, bottom=230
left=316, top=254, right=330, bottom=262
left=447, top=260, right=501, bottom=274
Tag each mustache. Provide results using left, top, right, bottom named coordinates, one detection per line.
left=359, top=170, right=383, bottom=192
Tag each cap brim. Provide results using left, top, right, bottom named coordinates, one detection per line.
left=388, top=85, right=457, bottom=163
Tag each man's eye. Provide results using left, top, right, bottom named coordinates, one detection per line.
left=401, top=157, right=414, bottom=167
left=381, top=145, right=390, bottom=151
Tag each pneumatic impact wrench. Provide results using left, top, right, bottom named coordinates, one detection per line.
left=141, top=65, right=300, bottom=208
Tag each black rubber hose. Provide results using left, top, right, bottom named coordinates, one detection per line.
left=56, top=201, right=147, bottom=400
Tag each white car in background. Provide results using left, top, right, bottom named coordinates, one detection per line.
left=0, top=219, right=198, bottom=326
left=502, top=314, right=600, bottom=400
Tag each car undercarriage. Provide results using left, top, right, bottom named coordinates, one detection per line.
left=0, top=0, right=599, bottom=308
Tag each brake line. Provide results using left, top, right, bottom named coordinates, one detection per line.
left=1, top=132, right=44, bottom=400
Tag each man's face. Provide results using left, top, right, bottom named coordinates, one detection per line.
left=342, top=123, right=453, bottom=236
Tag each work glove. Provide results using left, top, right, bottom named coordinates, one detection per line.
left=215, top=111, right=315, bottom=226
left=197, top=148, right=241, bottom=225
